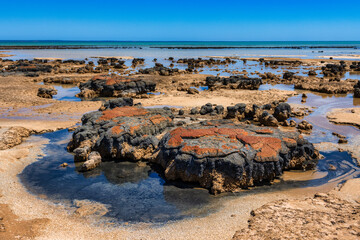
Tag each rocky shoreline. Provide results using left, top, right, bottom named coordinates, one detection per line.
left=1, top=55, right=360, bottom=239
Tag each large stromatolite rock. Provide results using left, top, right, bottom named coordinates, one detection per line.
left=68, top=99, right=174, bottom=166
left=154, top=120, right=319, bottom=194
left=77, top=75, right=156, bottom=98
left=206, top=76, right=262, bottom=90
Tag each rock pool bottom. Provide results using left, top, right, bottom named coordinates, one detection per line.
left=19, top=129, right=360, bottom=224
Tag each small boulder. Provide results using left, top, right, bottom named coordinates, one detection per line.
left=37, top=87, right=57, bottom=98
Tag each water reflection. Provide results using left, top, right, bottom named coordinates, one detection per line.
left=19, top=128, right=360, bottom=223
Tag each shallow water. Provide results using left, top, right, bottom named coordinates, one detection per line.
left=19, top=129, right=220, bottom=223
left=52, top=85, right=81, bottom=102
left=287, top=92, right=360, bottom=140
left=19, top=126, right=360, bottom=224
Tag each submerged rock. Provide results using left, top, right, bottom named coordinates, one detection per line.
left=77, top=75, right=156, bottom=98
left=154, top=120, right=319, bottom=194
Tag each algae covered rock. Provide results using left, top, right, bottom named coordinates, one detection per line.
left=68, top=98, right=174, bottom=168
left=154, top=120, right=319, bottom=194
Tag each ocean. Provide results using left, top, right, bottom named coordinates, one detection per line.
left=1, top=41, right=360, bottom=60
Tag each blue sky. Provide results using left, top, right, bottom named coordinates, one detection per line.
left=1, top=0, right=359, bottom=41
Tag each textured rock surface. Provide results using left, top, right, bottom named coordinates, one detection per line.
left=138, top=63, right=180, bottom=76
left=37, top=87, right=57, bottom=99
left=233, top=190, right=360, bottom=240
left=77, top=75, right=156, bottom=98
left=354, top=80, right=360, bottom=98
left=321, top=63, right=346, bottom=77
left=206, top=76, right=262, bottom=90
left=0, top=127, right=31, bottom=150
left=295, top=79, right=355, bottom=94
left=68, top=99, right=174, bottom=167
left=154, top=120, right=319, bottom=194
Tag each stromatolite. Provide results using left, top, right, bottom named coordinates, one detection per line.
left=154, top=120, right=319, bottom=194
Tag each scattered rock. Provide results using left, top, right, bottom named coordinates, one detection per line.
left=273, top=103, right=291, bottom=121
left=297, top=120, right=313, bottom=131
left=78, top=75, right=156, bottom=98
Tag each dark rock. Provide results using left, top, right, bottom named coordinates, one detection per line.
left=274, top=103, right=292, bottom=121
left=37, top=87, right=57, bottom=98
left=259, top=111, right=279, bottom=127
left=354, top=81, right=360, bottom=98
left=283, top=72, right=295, bottom=80
left=200, top=103, right=213, bottom=115
left=297, top=120, right=312, bottom=131
left=101, top=98, right=133, bottom=110
left=68, top=105, right=174, bottom=165
left=178, top=109, right=185, bottom=115
left=225, top=106, right=238, bottom=119
left=214, top=105, right=224, bottom=114
left=190, top=108, right=199, bottom=115
left=154, top=120, right=319, bottom=194
left=139, top=65, right=179, bottom=76
left=206, top=76, right=262, bottom=90
left=308, top=70, right=317, bottom=76
left=78, top=75, right=156, bottom=98
left=322, top=63, right=346, bottom=77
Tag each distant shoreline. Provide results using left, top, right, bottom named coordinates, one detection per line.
left=0, top=45, right=358, bottom=50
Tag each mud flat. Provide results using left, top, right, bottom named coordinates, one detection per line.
left=327, top=108, right=360, bottom=129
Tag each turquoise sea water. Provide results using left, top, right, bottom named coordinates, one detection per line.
left=1, top=41, right=360, bottom=48
left=1, top=41, right=360, bottom=61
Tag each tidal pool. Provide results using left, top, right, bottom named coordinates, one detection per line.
left=19, top=128, right=360, bottom=224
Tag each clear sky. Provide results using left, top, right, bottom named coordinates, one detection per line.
left=1, top=0, right=360, bottom=41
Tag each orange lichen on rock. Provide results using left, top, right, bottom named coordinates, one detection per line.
left=111, top=125, right=124, bottom=135
left=237, top=135, right=282, bottom=162
left=98, top=107, right=148, bottom=121
left=283, top=137, right=297, bottom=147
left=91, top=75, right=133, bottom=86
left=255, top=129, right=274, bottom=134
left=182, top=144, right=222, bottom=156
left=167, top=127, right=249, bottom=148
left=217, top=128, right=248, bottom=138
left=149, top=115, right=171, bottom=125
left=129, top=125, right=141, bottom=135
